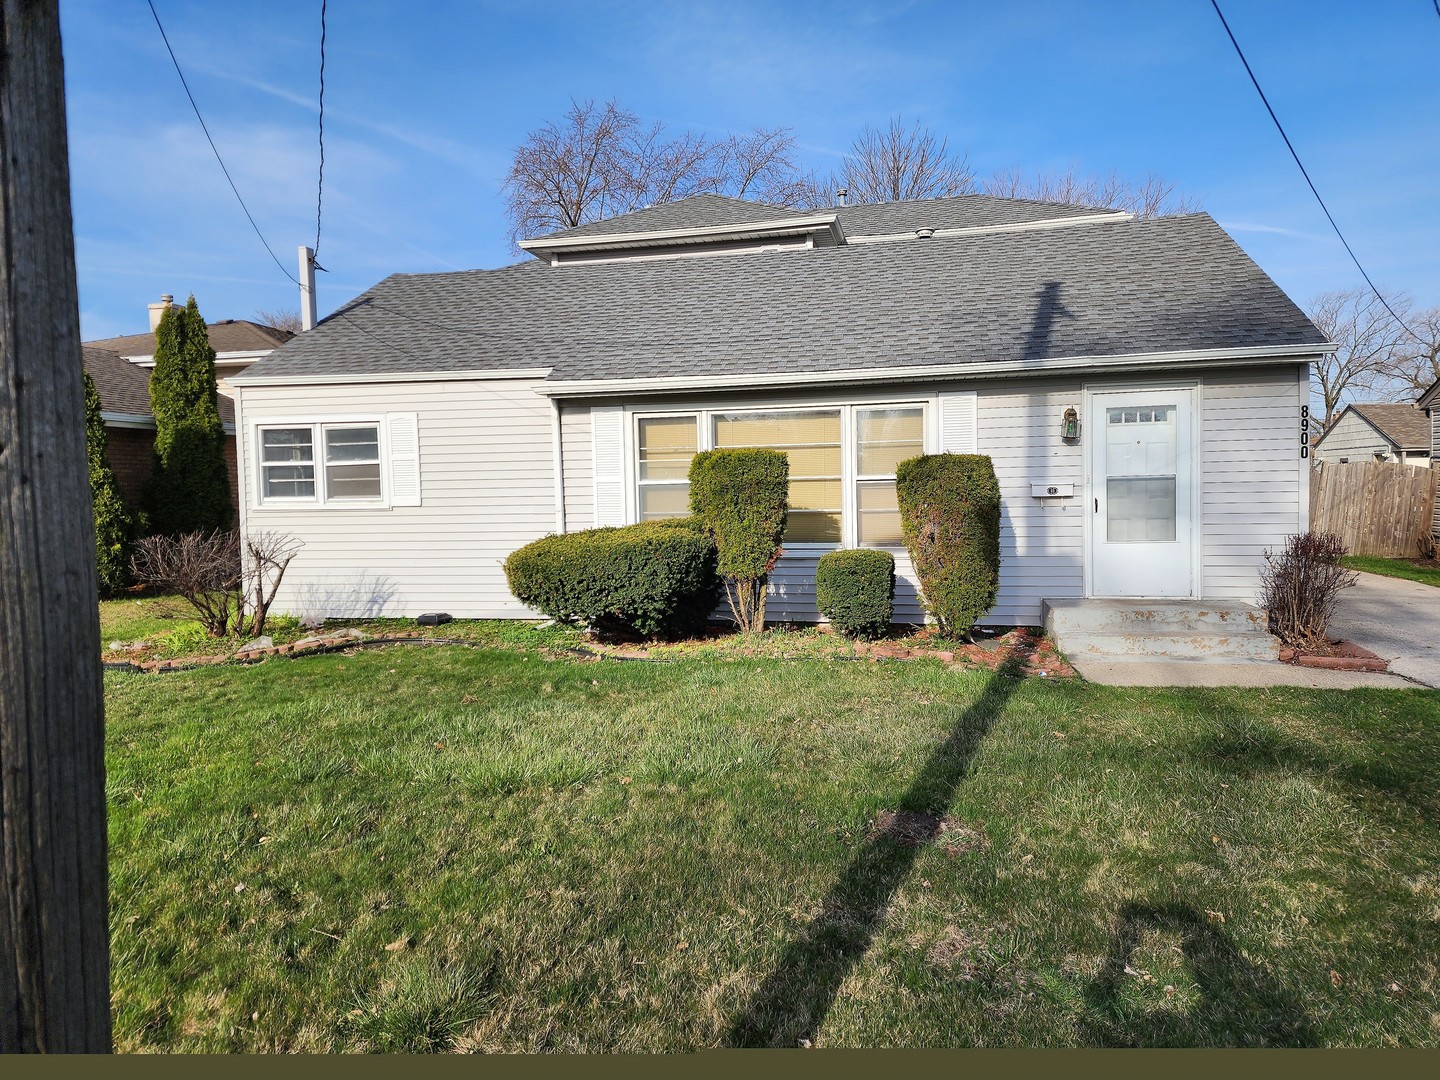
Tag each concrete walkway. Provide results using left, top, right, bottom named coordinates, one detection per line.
left=1329, top=571, right=1440, bottom=689
left=1070, top=657, right=1414, bottom=689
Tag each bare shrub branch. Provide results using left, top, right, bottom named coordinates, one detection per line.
left=131, top=530, right=242, bottom=637
left=1258, top=532, right=1358, bottom=650
left=243, top=531, right=303, bottom=637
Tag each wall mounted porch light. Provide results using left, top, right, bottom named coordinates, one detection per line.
left=1061, top=406, right=1080, bottom=441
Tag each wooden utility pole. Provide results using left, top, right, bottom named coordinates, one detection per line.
left=0, top=0, right=112, bottom=1052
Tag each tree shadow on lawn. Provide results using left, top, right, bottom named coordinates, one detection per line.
left=1082, top=901, right=1318, bottom=1047
left=725, top=642, right=1033, bottom=1048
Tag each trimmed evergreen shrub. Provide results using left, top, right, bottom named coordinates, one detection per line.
left=896, top=453, right=1001, bottom=639
left=504, top=517, right=718, bottom=640
left=688, top=448, right=788, bottom=632
left=146, top=296, right=231, bottom=534
left=84, top=371, right=136, bottom=597
left=816, top=548, right=895, bottom=639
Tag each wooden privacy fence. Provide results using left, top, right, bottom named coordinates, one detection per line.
left=1309, top=461, right=1438, bottom=558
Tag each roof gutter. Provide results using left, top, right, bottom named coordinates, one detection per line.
left=533, top=343, right=1334, bottom=399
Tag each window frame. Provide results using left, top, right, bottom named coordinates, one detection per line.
left=627, top=399, right=929, bottom=550
left=633, top=413, right=701, bottom=522
left=853, top=404, right=926, bottom=549
left=253, top=417, right=389, bottom=508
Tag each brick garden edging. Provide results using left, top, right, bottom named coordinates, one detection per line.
left=1277, top=640, right=1389, bottom=673
left=106, top=631, right=481, bottom=674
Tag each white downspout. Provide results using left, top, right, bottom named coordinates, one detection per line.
left=550, top=396, right=566, bottom=534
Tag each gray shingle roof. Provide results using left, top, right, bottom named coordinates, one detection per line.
left=540, top=194, right=804, bottom=240
left=536, top=191, right=1104, bottom=244
left=84, top=346, right=152, bottom=416
left=83, top=345, right=235, bottom=425
left=1350, top=403, right=1431, bottom=449
left=835, top=194, right=1108, bottom=236
left=85, top=319, right=292, bottom=359
left=236, top=212, right=1327, bottom=386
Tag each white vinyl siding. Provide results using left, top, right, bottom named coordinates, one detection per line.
left=1312, top=409, right=1396, bottom=464
left=1199, top=368, right=1308, bottom=603
left=979, top=380, right=1087, bottom=625
left=238, top=379, right=554, bottom=620
left=560, top=405, right=594, bottom=530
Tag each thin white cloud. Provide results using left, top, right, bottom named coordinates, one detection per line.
left=1219, top=221, right=1332, bottom=244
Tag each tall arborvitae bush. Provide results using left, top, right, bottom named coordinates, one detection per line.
left=689, top=448, right=788, bottom=632
left=896, top=453, right=1001, bottom=639
left=83, top=371, right=135, bottom=596
left=146, top=295, right=231, bottom=534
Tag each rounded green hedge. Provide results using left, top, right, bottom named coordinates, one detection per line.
left=896, top=453, right=1001, bottom=638
left=504, top=517, right=717, bottom=640
left=815, top=548, right=895, bottom=638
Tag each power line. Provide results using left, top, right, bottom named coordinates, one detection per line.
left=1208, top=0, right=1420, bottom=343
left=146, top=0, right=300, bottom=286
left=314, top=0, right=328, bottom=257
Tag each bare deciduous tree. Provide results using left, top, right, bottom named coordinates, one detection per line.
left=1376, top=304, right=1440, bottom=399
left=503, top=99, right=815, bottom=246
left=253, top=307, right=303, bottom=335
left=1306, top=288, right=1412, bottom=425
left=834, top=118, right=976, bottom=204
left=983, top=168, right=1199, bottom=218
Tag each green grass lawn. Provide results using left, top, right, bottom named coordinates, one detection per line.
left=1342, top=556, right=1440, bottom=589
left=104, top=644, right=1440, bottom=1051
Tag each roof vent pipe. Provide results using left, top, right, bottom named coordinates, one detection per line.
left=835, top=187, right=847, bottom=207
left=915, top=227, right=935, bottom=239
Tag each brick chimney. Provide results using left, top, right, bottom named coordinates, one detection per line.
left=148, top=293, right=177, bottom=331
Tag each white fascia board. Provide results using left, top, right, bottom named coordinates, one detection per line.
left=229, top=366, right=553, bottom=387
left=1418, top=379, right=1440, bottom=410
left=100, top=412, right=156, bottom=429
left=533, top=343, right=1333, bottom=398
left=846, top=211, right=1133, bottom=245
left=519, top=214, right=844, bottom=254
left=126, top=349, right=271, bottom=368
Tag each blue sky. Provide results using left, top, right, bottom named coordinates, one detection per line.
left=63, top=0, right=1438, bottom=340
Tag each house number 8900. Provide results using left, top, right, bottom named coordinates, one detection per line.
left=1300, top=404, right=1309, bottom=459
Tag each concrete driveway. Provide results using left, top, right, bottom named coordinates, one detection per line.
left=1329, top=571, right=1440, bottom=688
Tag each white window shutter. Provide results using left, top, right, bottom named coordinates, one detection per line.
left=938, top=391, right=978, bottom=454
left=386, top=412, right=422, bottom=506
left=591, top=405, right=626, bottom=526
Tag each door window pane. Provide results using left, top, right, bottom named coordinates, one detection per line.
left=713, top=409, right=842, bottom=542
left=1107, top=477, right=1176, bottom=542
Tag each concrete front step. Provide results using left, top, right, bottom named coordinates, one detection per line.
left=1044, top=599, right=1279, bottom=662
left=1042, top=598, right=1268, bottom=633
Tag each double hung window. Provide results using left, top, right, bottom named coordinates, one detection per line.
left=258, top=422, right=384, bottom=504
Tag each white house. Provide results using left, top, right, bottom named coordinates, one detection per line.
left=1312, top=402, right=1432, bottom=468
left=228, top=193, right=1330, bottom=628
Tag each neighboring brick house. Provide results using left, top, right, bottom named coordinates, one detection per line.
left=83, top=345, right=238, bottom=515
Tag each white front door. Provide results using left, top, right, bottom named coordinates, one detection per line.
left=1088, top=388, right=1195, bottom=598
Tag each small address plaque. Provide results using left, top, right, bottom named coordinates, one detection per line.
left=1030, top=483, right=1074, bottom=498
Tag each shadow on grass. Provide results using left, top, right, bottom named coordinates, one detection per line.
left=725, top=643, right=1033, bottom=1048
left=1083, top=901, right=1318, bottom=1047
